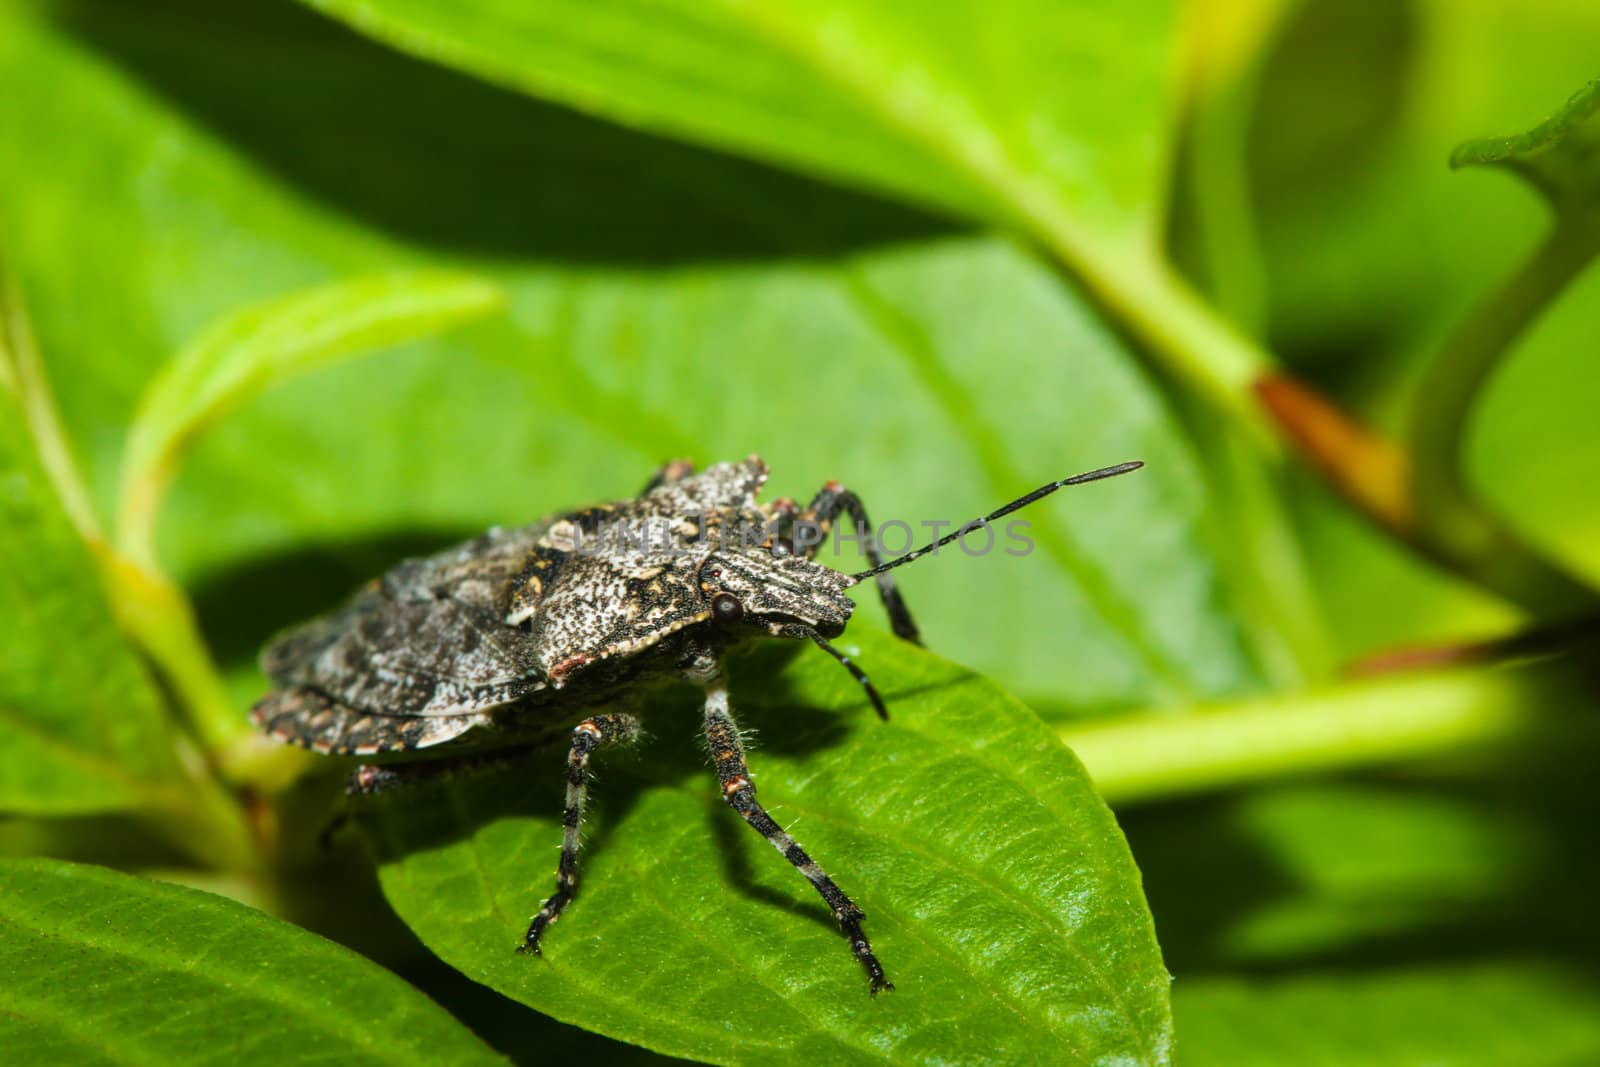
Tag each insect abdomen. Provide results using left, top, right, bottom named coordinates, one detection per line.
left=251, top=687, right=490, bottom=757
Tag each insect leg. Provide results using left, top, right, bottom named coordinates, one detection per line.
left=702, top=680, right=892, bottom=994
left=521, top=713, right=642, bottom=954
left=639, top=458, right=696, bottom=495
left=798, top=482, right=921, bottom=643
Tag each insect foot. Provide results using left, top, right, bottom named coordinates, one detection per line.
left=840, top=903, right=894, bottom=996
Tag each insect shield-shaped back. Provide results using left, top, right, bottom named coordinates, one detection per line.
left=504, top=547, right=715, bottom=684
left=697, top=551, right=858, bottom=638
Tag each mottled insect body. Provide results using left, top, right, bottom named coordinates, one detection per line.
left=253, top=455, right=1140, bottom=993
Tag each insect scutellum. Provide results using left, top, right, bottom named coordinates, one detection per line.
left=252, top=455, right=1142, bottom=996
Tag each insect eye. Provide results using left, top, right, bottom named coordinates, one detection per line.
left=712, top=592, right=744, bottom=624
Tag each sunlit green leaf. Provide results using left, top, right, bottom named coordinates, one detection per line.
left=296, top=0, right=1179, bottom=252
left=363, top=633, right=1173, bottom=1064
left=288, top=0, right=1295, bottom=426
left=0, top=858, right=505, bottom=1065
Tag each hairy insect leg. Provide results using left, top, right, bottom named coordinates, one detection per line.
left=639, top=458, right=696, bottom=495
left=521, top=713, right=642, bottom=955
left=797, top=482, right=921, bottom=643
left=701, top=680, right=892, bottom=994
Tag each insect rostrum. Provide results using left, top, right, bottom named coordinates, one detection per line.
left=253, top=455, right=1141, bottom=994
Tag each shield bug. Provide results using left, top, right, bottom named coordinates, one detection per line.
left=253, top=456, right=1141, bottom=993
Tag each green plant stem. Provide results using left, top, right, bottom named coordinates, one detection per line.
left=1050, top=212, right=1592, bottom=618
left=1, top=277, right=259, bottom=870
left=144, top=770, right=263, bottom=876
left=1061, top=658, right=1586, bottom=806
left=1050, top=231, right=1280, bottom=446
left=97, top=550, right=255, bottom=761
left=1028, top=201, right=1563, bottom=619
left=114, top=456, right=174, bottom=577
left=1409, top=220, right=1600, bottom=616
left=2, top=274, right=242, bottom=759
left=1110, top=253, right=1274, bottom=433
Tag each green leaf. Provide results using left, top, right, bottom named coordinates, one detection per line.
left=116, top=272, right=503, bottom=570
left=292, top=0, right=1276, bottom=425
left=0, top=858, right=505, bottom=1065
left=0, top=382, right=184, bottom=816
left=1124, top=758, right=1600, bottom=1064
left=1451, top=77, right=1600, bottom=209
left=0, top=0, right=1263, bottom=717
left=361, top=633, right=1173, bottom=1064
left=296, top=0, right=1176, bottom=247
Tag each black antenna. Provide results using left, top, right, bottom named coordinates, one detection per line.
left=851, top=461, right=1144, bottom=581
left=782, top=623, right=889, bottom=721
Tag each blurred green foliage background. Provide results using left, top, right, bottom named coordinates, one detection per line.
left=3, top=0, right=1600, bottom=1063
